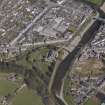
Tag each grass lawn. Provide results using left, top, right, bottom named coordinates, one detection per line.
left=74, top=58, right=104, bottom=76
left=87, top=0, right=103, bottom=5
left=16, top=47, right=50, bottom=73
left=63, top=76, right=75, bottom=105
left=64, top=96, right=75, bottom=105
left=16, top=56, right=32, bottom=69
left=12, top=87, right=43, bottom=105
left=29, top=47, right=49, bottom=73
left=0, top=73, right=11, bottom=79
left=0, top=80, right=18, bottom=96
left=84, top=99, right=99, bottom=105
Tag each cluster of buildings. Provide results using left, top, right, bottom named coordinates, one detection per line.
left=0, top=0, right=94, bottom=47
left=25, top=0, right=94, bottom=43
left=80, top=23, right=105, bottom=61
left=0, top=95, right=8, bottom=105
left=0, top=0, right=95, bottom=60
left=45, top=49, right=57, bottom=62
left=68, top=73, right=105, bottom=105
left=68, top=23, right=105, bottom=105
left=7, top=73, right=18, bottom=81
left=91, top=24, right=105, bottom=53
left=0, top=0, right=47, bottom=44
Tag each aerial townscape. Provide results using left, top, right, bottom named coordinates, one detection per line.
left=0, top=0, right=105, bottom=105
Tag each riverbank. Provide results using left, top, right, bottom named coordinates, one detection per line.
left=51, top=17, right=102, bottom=105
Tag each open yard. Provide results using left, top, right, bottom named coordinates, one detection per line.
left=73, top=58, right=105, bottom=76
left=84, top=98, right=100, bottom=105
left=0, top=73, right=23, bottom=96
left=12, top=87, right=43, bottom=105
left=16, top=47, right=50, bottom=73
left=87, top=0, right=103, bottom=5
left=64, top=95, right=75, bottom=105
left=0, top=80, right=18, bottom=96
left=0, top=72, right=43, bottom=105
left=63, top=75, right=75, bottom=105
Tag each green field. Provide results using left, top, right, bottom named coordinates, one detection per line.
left=0, top=72, right=44, bottom=105
left=84, top=99, right=99, bottom=105
left=29, top=47, right=50, bottom=73
left=64, top=96, right=75, bottom=105
left=63, top=75, right=75, bottom=105
left=0, top=80, right=18, bottom=96
left=16, top=47, right=50, bottom=73
left=0, top=47, right=55, bottom=105
left=12, top=87, right=43, bottom=105
left=87, top=0, right=103, bottom=5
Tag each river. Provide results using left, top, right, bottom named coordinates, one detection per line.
left=51, top=20, right=102, bottom=105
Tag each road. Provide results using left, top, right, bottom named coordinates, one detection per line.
left=0, top=37, right=70, bottom=54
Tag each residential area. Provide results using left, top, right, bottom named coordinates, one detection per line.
left=0, top=0, right=105, bottom=105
